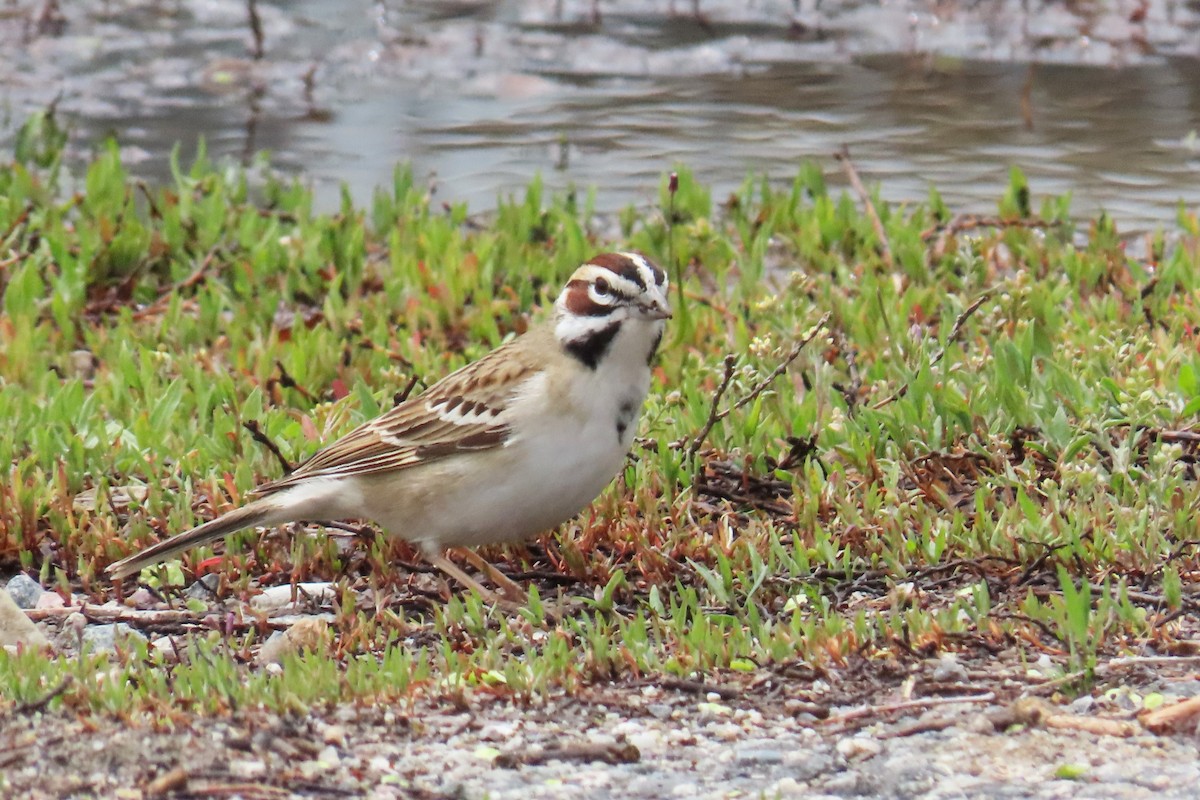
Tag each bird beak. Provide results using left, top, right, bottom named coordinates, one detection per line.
left=639, top=299, right=672, bottom=320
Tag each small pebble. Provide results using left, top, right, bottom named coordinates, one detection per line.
left=6, top=574, right=45, bottom=608
left=322, top=724, right=347, bottom=747
left=127, top=588, right=158, bottom=608
left=1069, top=695, right=1096, bottom=714
left=771, top=777, right=805, bottom=797
left=836, top=735, right=883, bottom=760
left=64, top=612, right=87, bottom=636
left=34, top=593, right=65, bottom=610
left=735, top=746, right=785, bottom=765
left=257, top=618, right=331, bottom=664
left=932, top=654, right=969, bottom=683
left=82, top=623, right=147, bottom=653
left=228, top=760, right=266, bottom=779
left=184, top=573, right=220, bottom=600
left=150, top=637, right=180, bottom=662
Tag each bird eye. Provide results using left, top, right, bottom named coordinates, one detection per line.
left=594, top=277, right=610, bottom=296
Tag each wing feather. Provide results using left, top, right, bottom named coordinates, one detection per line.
left=254, top=335, right=543, bottom=495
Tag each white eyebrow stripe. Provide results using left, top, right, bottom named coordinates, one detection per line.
left=575, top=265, right=643, bottom=298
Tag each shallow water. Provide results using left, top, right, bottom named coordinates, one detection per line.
left=3, top=0, right=1199, bottom=231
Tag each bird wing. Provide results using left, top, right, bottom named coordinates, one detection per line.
left=254, top=338, right=540, bottom=494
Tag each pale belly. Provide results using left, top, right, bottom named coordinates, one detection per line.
left=358, top=412, right=631, bottom=551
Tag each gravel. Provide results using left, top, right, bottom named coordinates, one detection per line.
left=8, top=579, right=1200, bottom=797
left=3, top=691, right=1200, bottom=799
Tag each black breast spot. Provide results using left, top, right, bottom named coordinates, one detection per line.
left=565, top=323, right=621, bottom=370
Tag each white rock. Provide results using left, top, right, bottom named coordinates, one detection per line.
left=6, top=574, right=45, bottom=608
left=322, top=724, right=348, bottom=747
left=0, top=589, right=48, bottom=649
left=150, top=637, right=180, bottom=662
left=478, top=720, right=519, bottom=740
left=627, top=729, right=665, bottom=754
left=34, top=593, right=64, bottom=610
left=771, top=777, right=806, bottom=797
left=933, top=654, right=969, bottom=683
left=82, top=623, right=146, bottom=653
left=836, top=735, right=883, bottom=760
left=250, top=582, right=337, bottom=612
left=229, top=760, right=267, bottom=779
left=708, top=722, right=743, bottom=742
left=257, top=617, right=330, bottom=664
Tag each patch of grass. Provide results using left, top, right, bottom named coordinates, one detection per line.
left=4, top=112, right=1200, bottom=715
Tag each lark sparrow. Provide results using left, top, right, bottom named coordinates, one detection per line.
left=105, top=252, right=671, bottom=602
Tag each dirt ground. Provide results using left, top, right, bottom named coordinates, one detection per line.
left=5, top=645, right=1200, bottom=800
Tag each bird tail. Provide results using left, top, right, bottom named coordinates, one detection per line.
left=105, top=499, right=289, bottom=581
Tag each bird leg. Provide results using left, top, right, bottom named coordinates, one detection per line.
left=456, top=548, right=525, bottom=602
left=425, top=550, right=524, bottom=605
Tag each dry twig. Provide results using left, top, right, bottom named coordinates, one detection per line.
left=835, top=145, right=893, bottom=269
left=1139, top=695, right=1200, bottom=734
left=823, top=692, right=995, bottom=729
left=13, top=674, right=73, bottom=715
left=144, top=766, right=189, bottom=797
left=678, top=313, right=830, bottom=456
left=131, top=245, right=222, bottom=320
left=495, top=742, right=639, bottom=768
left=243, top=419, right=294, bottom=475
left=999, top=698, right=1138, bottom=738
left=684, top=355, right=737, bottom=462
left=920, top=214, right=1061, bottom=242
left=872, top=293, right=990, bottom=409
left=655, top=676, right=740, bottom=700
left=246, top=0, right=264, bottom=59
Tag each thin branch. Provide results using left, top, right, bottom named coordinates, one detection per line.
left=876, top=715, right=959, bottom=739
left=921, top=215, right=1062, bottom=242
left=654, top=676, right=740, bottom=700
left=128, top=245, right=222, bottom=320
left=13, top=674, right=73, bottom=714
left=393, top=373, right=421, bottom=406
left=684, top=355, right=737, bottom=462
left=246, top=0, right=264, bottom=60
left=25, top=603, right=299, bottom=632
left=872, top=292, right=991, bottom=409
left=1145, top=428, right=1200, bottom=444
left=667, top=171, right=679, bottom=290
left=495, top=742, right=639, bottom=768
left=823, top=692, right=994, bottom=729
left=835, top=145, right=893, bottom=269
left=677, top=313, right=830, bottom=457
left=1020, top=63, right=1036, bottom=131
left=302, top=62, right=318, bottom=107
left=1140, top=695, right=1200, bottom=734
left=144, top=766, right=189, bottom=797
left=931, top=290, right=993, bottom=367
left=723, top=312, right=830, bottom=420
left=273, top=359, right=316, bottom=403
left=243, top=419, right=294, bottom=475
